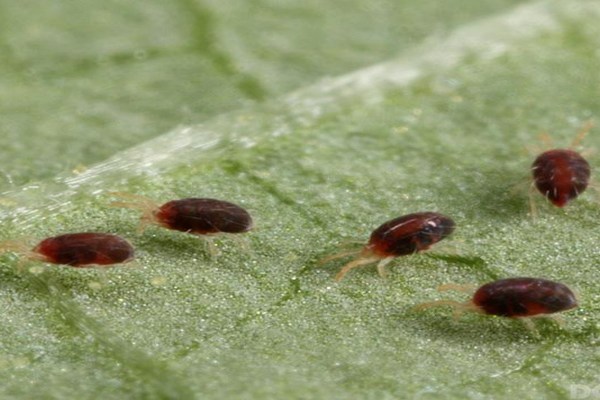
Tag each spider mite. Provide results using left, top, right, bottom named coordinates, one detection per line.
left=110, top=193, right=253, bottom=235
left=322, top=212, right=455, bottom=282
left=416, top=277, right=578, bottom=330
left=530, top=121, right=593, bottom=209
left=0, top=233, right=135, bottom=267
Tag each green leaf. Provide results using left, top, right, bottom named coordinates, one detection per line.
left=2, top=1, right=600, bottom=399
left=0, top=0, right=524, bottom=189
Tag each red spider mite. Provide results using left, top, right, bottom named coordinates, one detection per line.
left=322, top=212, right=455, bottom=282
left=530, top=122, right=593, bottom=208
left=110, top=193, right=253, bottom=235
left=416, top=277, right=578, bottom=329
left=0, top=232, right=134, bottom=267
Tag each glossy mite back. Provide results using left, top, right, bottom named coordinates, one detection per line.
left=328, top=212, right=455, bottom=281
left=532, top=149, right=591, bottom=207
left=155, top=198, right=253, bottom=234
left=34, top=232, right=134, bottom=267
left=367, top=212, right=455, bottom=257
left=473, top=277, right=577, bottom=317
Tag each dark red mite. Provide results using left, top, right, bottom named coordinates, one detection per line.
left=531, top=149, right=591, bottom=207
left=473, top=277, right=577, bottom=317
left=0, top=233, right=134, bottom=267
left=155, top=198, right=252, bottom=234
left=323, top=212, right=455, bottom=281
left=416, top=277, right=578, bottom=326
left=111, top=193, right=253, bottom=235
left=33, top=233, right=134, bottom=267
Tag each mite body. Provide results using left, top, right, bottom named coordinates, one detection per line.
left=111, top=193, right=253, bottom=235
left=156, top=198, right=252, bottom=234
left=324, top=212, right=455, bottom=281
left=416, top=277, right=578, bottom=329
left=473, top=277, right=578, bottom=317
left=0, top=232, right=134, bottom=267
left=531, top=149, right=590, bottom=208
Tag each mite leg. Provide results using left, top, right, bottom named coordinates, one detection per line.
left=528, top=182, right=539, bottom=218
left=203, top=237, right=220, bottom=257
left=376, top=257, right=394, bottom=278
left=318, top=249, right=361, bottom=265
left=437, top=283, right=477, bottom=293
left=517, top=317, right=541, bottom=338
left=226, top=233, right=252, bottom=253
left=570, top=120, right=594, bottom=148
left=530, top=313, right=566, bottom=328
left=414, top=300, right=481, bottom=319
left=334, top=256, right=381, bottom=282
left=108, top=192, right=159, bottom=232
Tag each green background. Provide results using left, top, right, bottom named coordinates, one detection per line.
left=1, top=1, right=599, bottom=399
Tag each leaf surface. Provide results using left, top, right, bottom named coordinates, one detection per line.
left=1, top=1, right=599, bottom=399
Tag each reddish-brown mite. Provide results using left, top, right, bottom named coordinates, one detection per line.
left=532, top=149, right=591, bottom=207
left=0, top=232, right=134, bottom=267
left=416, top=277, right=578, bottom=330
left=322, top=212, right=455, bottom=281
left=110, top=193, right=253, bottom=235
left=530, top=122, right=593, bottom=208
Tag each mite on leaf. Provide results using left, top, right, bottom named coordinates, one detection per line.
left=110, top=193, right=253, bottom=235
left=416, top=277, right=578, bottom=332
left=530, top=121, right=593, bottom=210
left=0, top=232, right=135, bottom=268
left=322, top=212, right=455, bottom=281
